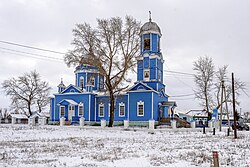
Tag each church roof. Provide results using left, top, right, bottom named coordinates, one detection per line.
left=58, top=99, right=78, bottom=106
left=140, top=21, right=161, bottom=36
left=128, top=82, right=156, bottom=92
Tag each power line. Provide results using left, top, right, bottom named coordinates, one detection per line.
left=171, top=97, right=196, bottom=100
left=0, top=40, right=65, bottom=55
left=170, top=93, right=195, bottom=97
left=0, top=47, right=64, bottom=61
left=0, top=50, right=64, bottom=63
left=164, top=70, right=194, bottom=76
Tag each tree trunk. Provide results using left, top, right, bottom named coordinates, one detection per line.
left=108, top=92, right=115, bottom=127
left=28, top=101, right=32, bottom=117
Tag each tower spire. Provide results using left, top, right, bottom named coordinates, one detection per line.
left=149, top=11, right=152, bottom=22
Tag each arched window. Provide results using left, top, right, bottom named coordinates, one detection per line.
left=99, top=103, right=104, bottom=117
left=78, top=102, right=84, bottom=117
left=80, top=76, right=84, bottom=88
left=137, top=100, right=144, bottom=116
left=119, top=102, right=125, bottom=117
left=144, top=35, right=150, bottom=50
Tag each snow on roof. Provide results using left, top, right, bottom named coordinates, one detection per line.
left=10, top=114, right=28, bottom=119
left=65, top=99, right=78, bottom=105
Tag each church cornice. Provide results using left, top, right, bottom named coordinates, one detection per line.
left=75, top=69, right=99, bottom=74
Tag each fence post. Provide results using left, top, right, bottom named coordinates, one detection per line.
left=148, top=120, right=155, bottom=134
left=124, top=120, right=129, bottom=129
left=213, top=151, right=219, bottom=167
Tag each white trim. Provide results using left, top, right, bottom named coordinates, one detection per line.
left=149, top=54, right=161, bottom=59
left=157, top=34, right=158, bottom=51
left=128, top=82, right=153, bottom=91
left=136, top=56, right=144, bottom=60
left=88, top=95, right=91, bottom=121
left=143, top=53, right=149, bottom=57
left=76, top=73, right=78, bottom=86
left=94, top=97, right=96, bottom=122
left=75, top=69, right=99, bottom=74
left=140, top=31, right=161, bottom=37
left=53, top=99, right=55, bottom=121
left=128, top=94, right=130, bottom=121
left=68, top=104, right=75, bottom=120
left=90, top=76, right=95, bottom=86
left=58, top=99, right=78, bottom=106
left=108, top=103, right=111, bottom=117
left=151, top=92, right=153, bottom=119
left=78, top=102, right=84, bottom=117
left=137, top=100, right=144, bottom=117
left=150, top=33, right=152, bottom=51
left=155, top=60, right=157, bottom=80
left=61, top=84, right=82, bottom=94
left=156, top=83, right=158, bottom=91
left=80, top=76, right=84, bottom=88
left=119, top=102, right=125, bottom=117
left=99, top=103, right=104, bottom=117
left=60, top=106, right=65, bottom=118
left=97, top=74, right=100, bottom=90
left=128, top=89, right=158, bottom=94
left=54, top=92, right=94, bottom=95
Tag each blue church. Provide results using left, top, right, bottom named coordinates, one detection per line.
left=50, top=18, right=176, bottom=125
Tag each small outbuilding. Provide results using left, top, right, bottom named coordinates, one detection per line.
left=10, top=114, right=28, bottom=124
left=29, top=112, right=49, bottom=126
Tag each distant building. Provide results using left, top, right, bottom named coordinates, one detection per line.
left=186, top=109, right=208, bottom=127
left=50, top=17, right=176, bottom=125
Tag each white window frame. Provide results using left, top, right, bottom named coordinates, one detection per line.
left=69, top=105, right=75, bottom=111
left=99, top=77, right=104, bottom=89
left=144, top=69, right=150, bottom=81
left=80, top=76, right=84, bottom=88
left=143, top=37, right=150, bottom=50
left=99, top=103, right=104, bottom=117
left=119, top=102, right=125, bottom=117
left=90, top=76, right=95, bottom=86
left=137, top=101, right=144, bottom=116
left=78, top=102, right=84, bottom=117
left=60, top=106, right=65, bottom=118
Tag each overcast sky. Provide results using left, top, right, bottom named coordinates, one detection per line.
left=0, top=0, right=249, bottom=113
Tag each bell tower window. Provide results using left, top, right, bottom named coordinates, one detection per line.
left=80, top=76, right=84, bottom=89
left=144, top=37, right=150, bottom=50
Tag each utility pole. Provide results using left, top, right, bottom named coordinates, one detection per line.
left=219, top=81, right=224, bottom=132
left=232, top=73, right=237, bottom=139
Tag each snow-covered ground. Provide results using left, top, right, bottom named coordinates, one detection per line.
left=0, top=124, right=249, bottom=167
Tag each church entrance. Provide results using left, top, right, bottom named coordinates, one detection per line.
left=68, top=105, right=75, bottom=121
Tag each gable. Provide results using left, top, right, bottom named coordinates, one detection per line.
left=58, top=99, right=78, bottom=106
left=61, top=84, right=82, bottom=94
left=128, top=82, right=153, bottom=91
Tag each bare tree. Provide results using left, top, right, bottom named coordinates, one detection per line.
left=64, top=16, right=141, bottom=126
left=1, top=70, right=51, bottom=116
left=215, top=65, right=246, bottom=109
left=193, top=56, right=215, bottom=118
left=36, top=81, right=51, bottom=113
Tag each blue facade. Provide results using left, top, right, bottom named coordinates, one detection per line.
left=50, top=18, right=176, bottom=124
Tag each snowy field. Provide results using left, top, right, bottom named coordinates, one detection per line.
left=0, top=124, right=249, bottom=167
